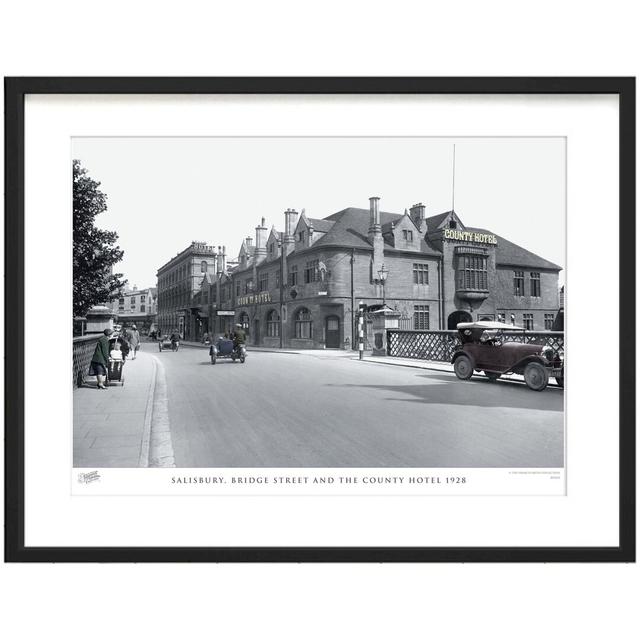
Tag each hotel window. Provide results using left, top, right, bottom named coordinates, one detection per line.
left=403, top=229, right=414, bottom=242
left=298, top=231, right=305, bottom=243
left=201, top=261, right=208, bottom=273
left=275, top=271, right=280, bottom=288
left=449, top=220, right=457, bottom=229
left=413, top=263, right=429, bottom=285
left=269, top=243, right=275, bottom=256
left=130, top=297, right=136, bottom=306
left=211, top=287, right=217, bottom=303
left=141, top=295, right=146, bottom=302
left=259, top=272, right=269, bottom=292
left=544, top=313, right=555, bottom=330
left=523, top=313, right=534, bottom=330
left=119, top=297, right=125, bottom=305
left=235, top=281, right=241, bottom=297
left=244, top=279, right=253, bottom=294
left=514, top=271, right=525, bottom=296
left=267, top=309, right=280, bottom=337
left=140, top=305, right=146, bottom=312
left=202, top=291, right=208, bottom=304
left=530, top=272, right=541, bottom=297
left=413, top=305, right=430, bottom=330
left=457, top=255, right=488, bottom=290
left=304, top=260, right=319, bottom=284
left=294, top=307, right=312, bottom=339
left=289, top=265, right=298, bottom=286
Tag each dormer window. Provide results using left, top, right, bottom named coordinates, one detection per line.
left=298, top=231, right=305, bottom=243
left=449, top=220, right=457, bottom=229
left=403, top=230, right=414, bottom=242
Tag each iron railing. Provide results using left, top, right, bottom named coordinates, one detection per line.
left=73, top=334, right=100, bottom=388
left=386, top=329, right=564, bottom=362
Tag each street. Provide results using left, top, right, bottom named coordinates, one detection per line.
left=160, top=346, right=564, bottom=468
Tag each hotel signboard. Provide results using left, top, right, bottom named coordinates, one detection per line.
left=236, top=292, right=272, bottom=306
left=443, top=228, right=498, bottom=245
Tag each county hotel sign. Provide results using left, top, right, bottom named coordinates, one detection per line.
left=443, top=229, right=498, bottom=244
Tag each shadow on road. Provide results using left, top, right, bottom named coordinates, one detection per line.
left=327, top=376, right=563, bottom=412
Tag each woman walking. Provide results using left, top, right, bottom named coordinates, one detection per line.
left=127, top=324, right=141, bottom=360
left=89, top=328, right=113, bottom=389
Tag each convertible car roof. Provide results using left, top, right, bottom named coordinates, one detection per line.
left=456, top=321, right=524, bottom=330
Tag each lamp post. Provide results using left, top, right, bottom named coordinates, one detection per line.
left=377, top=264, right=389, bottom=306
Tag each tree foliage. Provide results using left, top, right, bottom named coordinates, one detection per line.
left=73, top=159, right=126, bottom=317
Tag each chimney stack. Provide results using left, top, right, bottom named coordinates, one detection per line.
left=283, top=208, right=299, bottom=253
left=409, top=202, right=426, bottom=233
left=369, top=196, right=381, bottom=234
left=216, top=245, right=223, bottom=274
left=254, top=217, right=268, bottom=263
left=368, top=196, right=384, bottom=278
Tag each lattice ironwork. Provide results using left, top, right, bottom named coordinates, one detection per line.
left=73, top=335, right=100, bottom=387
left=387, top=329, right=565, bottom=362
left=500, top=331, right=564, bottom=358
left=387, top=330, right=460, bottom=361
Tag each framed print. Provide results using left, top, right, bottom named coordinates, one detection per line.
left=4, top=77, right=635, bottom=562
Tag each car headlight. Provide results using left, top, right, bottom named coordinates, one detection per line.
left=541, top=346, right=554, bottom=361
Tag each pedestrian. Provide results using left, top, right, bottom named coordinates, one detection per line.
left=88, top=328, right=113, bottom=389
left=127, top=324, right=141, bottom=360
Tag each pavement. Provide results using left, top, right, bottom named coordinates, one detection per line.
left=74, top=340, right=563, bottom=468
left=73, top=349, right=158, bottom=467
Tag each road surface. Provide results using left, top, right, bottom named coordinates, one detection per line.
left=156, top=346, right=564, bottom=468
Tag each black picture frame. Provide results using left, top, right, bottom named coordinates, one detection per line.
left=4, top=77, right=635, bottom=563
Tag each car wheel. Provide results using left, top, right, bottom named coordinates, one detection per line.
left=484, top=371, right=500, bottom=381
left=524, top=362, right=549, bottom=391
left=454, top=355, right=473, bottom=380
left=555, top=375, right=564, bottom=388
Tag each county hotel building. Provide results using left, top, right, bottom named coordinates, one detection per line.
left=163, top=197, right=562, bottom=348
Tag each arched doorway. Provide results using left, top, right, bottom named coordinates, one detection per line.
left=325, top=315, right=340, bottom=349
left=447, top=310, right=472, bottom=329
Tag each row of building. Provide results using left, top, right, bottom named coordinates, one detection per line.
left=155, top=198, right=563, bottom=349
left=108, top=285, right=158, bottom=333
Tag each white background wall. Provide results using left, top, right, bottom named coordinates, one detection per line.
left=1, top=2, right=637, bottom=639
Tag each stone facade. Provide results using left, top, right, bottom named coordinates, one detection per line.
left=156, top=242, right=219, bottom=339
left=171, top=199, right=562, bottom=348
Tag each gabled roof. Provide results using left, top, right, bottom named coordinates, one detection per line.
left=312, top=207, right=440, bottom=256
left=468, top=227, right=562, bottom=270
left=308, top=218, right=335, bottom=233
left=425, top=210, right=458, bottom=233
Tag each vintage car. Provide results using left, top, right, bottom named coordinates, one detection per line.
left=451, top=321, right=563, bottom=391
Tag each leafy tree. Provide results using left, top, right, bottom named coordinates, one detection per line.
left=73, top=159, right=126, bottom=317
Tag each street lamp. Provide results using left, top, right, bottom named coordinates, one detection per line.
left=377, top=264, right=389, bottom=306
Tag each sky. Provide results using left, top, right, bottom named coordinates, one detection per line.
left=72, top=137, right=566, bottom=288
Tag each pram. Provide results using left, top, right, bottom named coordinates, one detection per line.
left=106, top=337, right=127, bottom=386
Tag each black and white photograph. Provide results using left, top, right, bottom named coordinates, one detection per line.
left=72, top=136, right=565, bottom=479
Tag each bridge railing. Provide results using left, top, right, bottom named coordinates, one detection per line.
left=386, top=329, right=564, bottom=362
left=73, top=335, right=100, bottom=388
